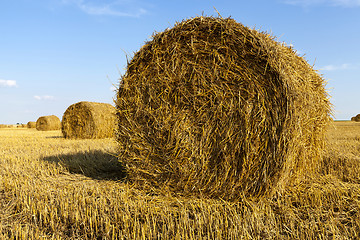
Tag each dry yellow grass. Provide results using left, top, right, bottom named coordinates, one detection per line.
left=0, top=122, right=360, bottom=239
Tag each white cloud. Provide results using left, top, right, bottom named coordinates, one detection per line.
left=34, top=95, right=55, bottom=100
left=0, top=79, right=17, bottom=87
left=62, top=0, right=147, bottom=17
left=319, top=63, right=360, bottom=71
left=283, top=0, right=360, bottom=7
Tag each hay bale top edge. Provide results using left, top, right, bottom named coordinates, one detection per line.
left=123, top=16, right=328, bottom=98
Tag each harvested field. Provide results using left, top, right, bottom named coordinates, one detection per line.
left=0, top=122, right=359, bottom=239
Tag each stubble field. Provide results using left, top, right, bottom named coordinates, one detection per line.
left=1, top=121, right=360, bottom=239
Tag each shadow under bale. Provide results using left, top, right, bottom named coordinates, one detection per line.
left=42, top=150, right=125, bottom=181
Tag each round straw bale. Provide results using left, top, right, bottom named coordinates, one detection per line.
left=61, top=101, right=116, bottom=139
left=36, top=115, right=61, bottom=131
left=116, top=16, right=332, bottom=200
left=27, top=121, right=36, bottom=128
left=351, top=114, right=360, bottom=122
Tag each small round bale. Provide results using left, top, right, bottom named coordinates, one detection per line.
left=36, top=115, right=61, bottom=131
left=27, top=121, right=36, bottom=128
left=116, top=16, right=332, bottom=200
left=61, top=101, right=116, bottom=139
left=351, top=114, right=360, bottom=122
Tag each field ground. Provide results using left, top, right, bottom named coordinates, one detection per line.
left=1, top=122, right=360, bottom=239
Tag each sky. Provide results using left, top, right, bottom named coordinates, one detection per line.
left=1, top=0, right=360, bottom=124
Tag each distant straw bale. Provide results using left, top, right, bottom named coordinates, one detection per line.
left=62, top=101, right=116, bottom=139
left=351, top=114, right=360, bottom=122
left=27, top=121, right=36, bottom=128
left=36, top=115, right=61, bottom=131
left=116, top=16, right=332, bottom=200
left=0, top=124, right=6, bottom=128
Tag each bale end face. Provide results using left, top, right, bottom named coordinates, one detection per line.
left=62, top=101, right=116, bottom=139
left=36, top=115, right=61, bottom=131
left=27, top=121, right=36, bottom=128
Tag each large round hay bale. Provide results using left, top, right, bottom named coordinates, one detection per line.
left=27, top=121, right=36, bottom=128
left=36, top=115, right=61, bottom=131
left=116, top=16, right=332, bottom=200
left=351, top=114, right=360, bottom=122
left=61, top=101, right=116, bottom=139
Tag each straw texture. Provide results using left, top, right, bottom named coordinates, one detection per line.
left=116, top=16, right=332, bottom=200
left=36, top=115, right=61, bottom=131
left=62, top=101, right=116, bottom=139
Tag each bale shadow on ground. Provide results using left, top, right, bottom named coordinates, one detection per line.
left=45, top=136, right=63, bottom=139
left=41, top=150, right=126, bottom=181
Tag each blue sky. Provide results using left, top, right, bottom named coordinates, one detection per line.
left=1, top=0, right=359, bottom=124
